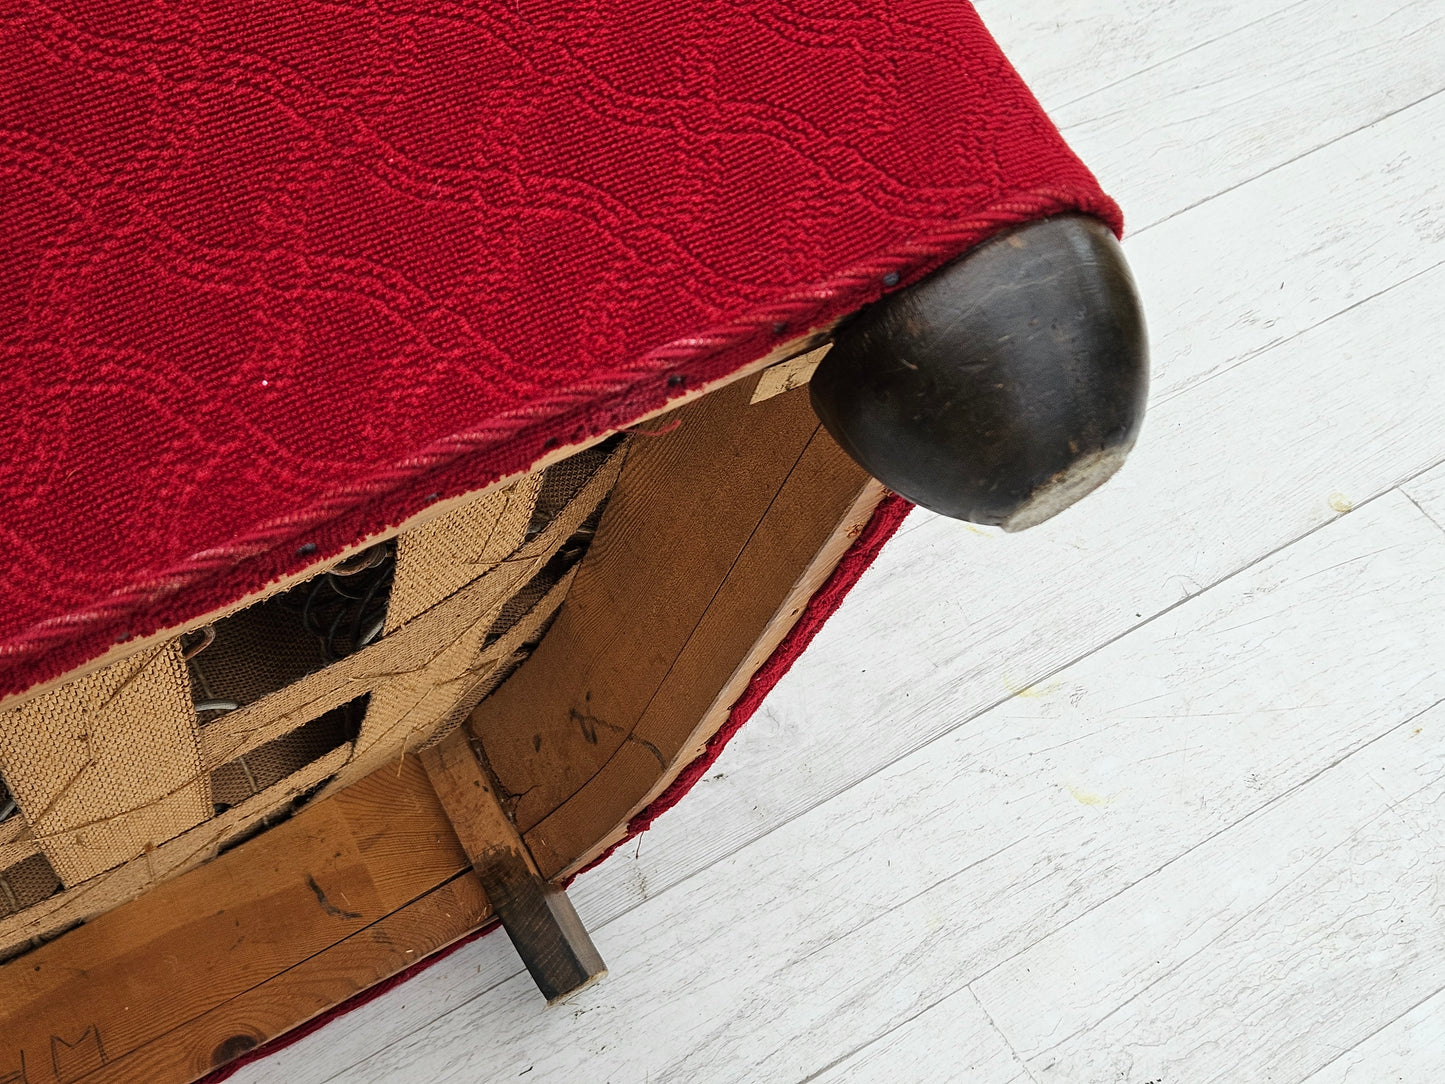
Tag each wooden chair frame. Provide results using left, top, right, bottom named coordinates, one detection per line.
left=0, top=357, right=883, bottom=1084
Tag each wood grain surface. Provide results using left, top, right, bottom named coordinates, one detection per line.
left=422, top=731, right=605, bottom=1003
left=468, top=375, right=877, bottom=878
left=0, top=757, right=471, bottom=1084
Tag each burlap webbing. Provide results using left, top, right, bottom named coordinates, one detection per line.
left=345, top=566, right=577, bottom=777
left=524, top=441, right=616, bottom=529
left=209, top=703, right=358, bottom=810
left=0, top=822, right=39, bottom=876
left=189, top=598, right=331, bottom=709
left=0, top=852, right=61, bottom=929
left=0, top=644, right=209, bottom=885
left=0, top=812, right=29, bottom=848
left=0, top=440, right=624, bottom=944
left=0, top=744, right=347, bottom=960
left=199, top=445, right=624, bottom=775
left=418, top=568, right=576, bottom=752
left=193, top=565, right=527, bottom=775
left=323, top=452, right=623, bottom=795
left=386, top=474, right=543, bottom=633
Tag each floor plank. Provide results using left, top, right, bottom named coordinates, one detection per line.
left=250, top=485, right=1445, bottom=1083
left=973, top=0, right=1307, bottom=110
left=1128, top=87, right=1445, bottom=405
left=1302, top=987, right=1445, bottom=1084
left=1402, top=459, right=1445, bottom=532
left=1052, top=0, right=1445, bottom=231
left=806, top=989, right=1027, bottom=1084
left=973, top=702, right=1445, bottom=1083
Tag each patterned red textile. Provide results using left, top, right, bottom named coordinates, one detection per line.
left=0, top=0, right=1118, bottom=701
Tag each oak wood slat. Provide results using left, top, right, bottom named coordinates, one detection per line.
left=88, top=875, right=491, bottom=1084
left=0, top=757, right=469, bottom=1084
left=527, top=437, right=882, bottom=876
left=470, top=376, right=826, bottom=835
left=468, top=375, right=879, bottom=878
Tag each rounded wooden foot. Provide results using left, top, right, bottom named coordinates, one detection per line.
left=810, top=215, right=1148, bottom=530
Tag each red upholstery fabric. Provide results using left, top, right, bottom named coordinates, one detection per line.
left=0, top=0, right=1118, bottom=701
left=5, top=3, right=1122, bottom=1070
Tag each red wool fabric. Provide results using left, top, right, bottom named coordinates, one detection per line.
left=0, top=0, right=1118, bottom=701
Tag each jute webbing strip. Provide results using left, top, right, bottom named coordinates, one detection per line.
left=324, top=458, right=623, bottom=796
left=0, top=825, right=38, bottom=871
left=347, top=615, right=503, bottom=778
left=188, top=598, right=330, bottom=709
left=0, top=851, right=60, bottom=930
left=0, top=813, right=26, bottom=849
left=354, top=565, right=579, bottom=778
left=0, top=744, right=349, bottom=961
left=198, top=444, right=625, bottom=774
left=417, top=569, right=576, bottom=753
left=196, top=552, right=529, bottom=772
left=386, top=474, right=543, bottom=634
left=0, top=644, right=209, bottom=885
left=209, top=704, right=355, bottom=810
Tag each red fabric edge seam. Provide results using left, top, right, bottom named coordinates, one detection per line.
left=0, top=185, right=1117, bottom=698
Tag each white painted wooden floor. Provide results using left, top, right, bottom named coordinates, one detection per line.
left=238, top=1, right=1445, bottom=1081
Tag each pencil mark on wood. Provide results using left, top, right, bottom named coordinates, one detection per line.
left=0, top=1048, right=27, bottom=1084
left=306, top=875, right=361, bottom=920
left=570, top=709, right=600, bottom=746
left=566, top=709, right=665, bottom=767
left=627, top=733, right=667, bottom=770
left=50, top=1026, right=105, bottom=1083
left=5, top=1018, right=111, bottom=1080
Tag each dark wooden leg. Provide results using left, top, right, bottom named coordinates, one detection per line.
left=810, top=214, right=1149, bottom=530
left=420, top=730, right=606, bottom=1003
left=474, top=864, right=606, bottom=1003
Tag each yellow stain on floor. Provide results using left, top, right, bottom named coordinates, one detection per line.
left=1066, top=783, right=1120, bottom=807
left=1003, top=672, right=1063, bottom=699
left=1328, top=491, right=1353, bottom=514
